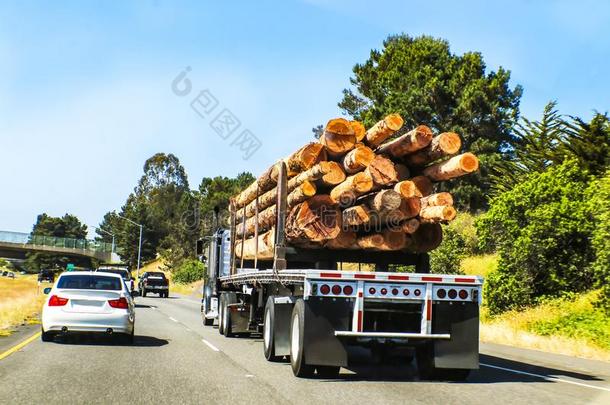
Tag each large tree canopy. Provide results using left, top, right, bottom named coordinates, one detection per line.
left=339, top=34, right=522, bottom=211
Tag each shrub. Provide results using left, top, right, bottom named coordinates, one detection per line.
left=477, top=160, right=597, bottom=314
left=172, top=259, right=206, bottom=284
left=587, top=171, right=610, bottom=312
left=430, top=226, right=465, bottom=274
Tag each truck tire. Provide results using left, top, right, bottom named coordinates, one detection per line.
left=202, top=300, right=214, bottom=326
left=263, top=296, right=281, bottom=362
left=416, top=343, right=470, bottom=381
left=218, top=295, right=226, bottom=335
left=221, top=292, right=237, bottom=337
left=290, top=299, right=315, bottom=378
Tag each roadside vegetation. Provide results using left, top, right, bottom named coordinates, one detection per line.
left=0, top=273, right=47, bottom=336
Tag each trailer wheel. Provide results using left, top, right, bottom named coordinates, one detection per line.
left=416, top=343, right=470, bottom=381
left=218, top=295, right=226, bottom=335
left=290, top=299, right=315, bottom=378
left=263, top=297, right=282, bottom=362
left=222, top=293, right=236, bottom=337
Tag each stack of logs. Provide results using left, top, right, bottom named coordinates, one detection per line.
left=232, top=114, right=479, bottom=260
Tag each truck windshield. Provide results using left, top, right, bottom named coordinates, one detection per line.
left=57, top=275, right=122, bottom=290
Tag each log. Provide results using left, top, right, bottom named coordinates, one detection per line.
left=394, top=180, right=422, bottom=198
left=376, top=125, right=433, bottom=158
left=423, top=153, right=479, bottom=181
left=238, top=180, right=316, bottom=221
left=342, top=205, right=371, bottom=227
left=235, top=229, right=275, bottom=260
left=325, top=230, right=358, bottom=249
left=350, top=121, right=366, bottom=142
left=410, top=223, right=443, bottom=252
left=403, top=132, right=461, bottom=167
left=360, top=189, right=402, bottom=212
left=234, top=163, right=279, bottom=208
left=364, top=155, right=398, bottom=190
left=285, top=195, right=341, bottom=243
left=367, top=197, right=420, bottom=231
left=330, top=172, right=373, bottom=206
left=395, top=164, right=410, bottom=181
left=319, top=118, right=357, bottom=158
left=411, top=175, right=433, bottom=197
left=284, top=143, right=326, bottom=177
left=419, top=205, right=457, bottom=223
left=420, top=192, right=453, bottom=210
left=357, top=230, right=408, bottom=251
left=365, top=114, right=404, bottom=147
left=401, top=218, right=420, bottom=234
left=287, top=161, right=345, bottom=193
left=341, top=144, right=374, bottom=174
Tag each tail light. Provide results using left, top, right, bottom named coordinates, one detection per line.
left=459, top=289, right=468, bottom=299
left=343, top=285, right=354, bottom=295
left=369, top=287, right=376, bottom=294
left=391, top=288, right=399, bottom=296
left=320, top=284, right=330, bottom=295
left=448, top=289, right=457, bottom=299
left=108, top=297, right=129, bottom=309
left=403, top=288, right=410, bottom=296
left=414, top=289, right=421, bottom=297
left=48, top=295, right=69, bottom=306
left=331, top=285, right=341, bottom=295
left=437, top=289, right=447, bottom=299
left=380, top=288, right=388, bottom=295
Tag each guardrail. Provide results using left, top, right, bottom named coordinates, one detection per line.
left=0, top=230, right=115, bottom=253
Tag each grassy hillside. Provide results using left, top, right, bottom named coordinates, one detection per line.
left=0, top=274, right=48, bottom=336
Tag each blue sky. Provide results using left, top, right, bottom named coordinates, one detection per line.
left=1, top=0, right=608, bottom=236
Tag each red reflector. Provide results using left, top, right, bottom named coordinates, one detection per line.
left=388, top=275, right=409, bottom=281
left=109, top=297, right=129, bottom=309
left=422, top=276, right=443, bottom=282
left=403, top=289, right=410, bottom=296
left=320, top=284, right=330, bottom=295
left=369, top=287, right=376, bottom=294
left=355, top=273, right=375, bottom=279
left=455, top=277, right=476, bottom=283
left=331, top=285, right=341, bottom=295
left=343, top=285, right=354, bottom=295
left=320, top=272, right=341, bottom=278
left=448, top=289, right=457, bottom=299
left=437, top=289, right=446, bottom=299
left=391, top=288, right=399, bottom=296
left=414, top=289, right=421, bottom=297
left=48, top=295, right=68, bottom=306
left=459, top=289, right=468, bottom=299
left=380, top=288, right=388, bottom=295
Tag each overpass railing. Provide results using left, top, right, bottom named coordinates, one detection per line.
left=0, top=230, right=115, bottom=253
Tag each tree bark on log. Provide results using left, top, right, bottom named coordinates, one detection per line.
left=287, top=161, right=345, bottom=193
left=403, top=132, right=461, bottom=167
left=234, top=163, right=279, bottom=208
left=342, top=205, right=371, bottom=227
left=357, top=230, right=408, bottom=251
left=319, top=118, right=357, bottom=158
left=376, top=125, right=433, bottom=158
left=235, top=229, right=276, bottom=260
left=237, top=180, right=317, bottom=221
left=396, top=197, right=421, bottom=222
left=341, top=144, right=374, bottom=174
left=365, top=155, right=398, bottom=190
left=395, top=164, right=410, bottom=181
left=365, top=114, right=404, bottom=148
left=285, top=195, right=341, bottom=243
left=423, top=153, right=479, bottom=181
left=325, top=230, right=358, bottom=249
left=401, top=218, right=420, bottom=234
left=420, top=192, right=453, bottom=210
left=410, top=223, right=443, bottom=252
left=284, top=143, right=326, bottom=177
left=330, top=171, right=373, bottom=205
left=411, top=175, right=433, bottom=197
left=350, top=121, right=366, bottom=142
left=360, top=189, right=402, bottom=212
left=419, top=205, right=457, bottom=222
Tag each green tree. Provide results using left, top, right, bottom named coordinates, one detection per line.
left=339, top=34, right=522, bottom=211
left=477, top=160, right=597, bottom=314
left=587, top=171, right=610, bottom=311
left=25, top=213, right=89, bottom=271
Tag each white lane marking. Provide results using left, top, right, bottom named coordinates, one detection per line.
left=169, top=317, right=178, bottom=323
left=150, top=307, right=156, bottom=310
left=245, top=374, right=254, bottom=378
left=201, top=338, right=220, bottom=352
left=185, top=328, right=192, bottom=332
left=480, top=363, right=610, bottom=392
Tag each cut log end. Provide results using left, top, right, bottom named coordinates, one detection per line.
left=365, top=113, right=404, bottom=147
left=438, top=132, right=462, bottom=155
left=350, top=121, right=366, bottom=142
left=325, top=118, right=353, bottom=136
left=384, top=113, right=404, bottom=131
left=420, top=205, right=457, bottom=222
left=401, top=218, right=420, bottom=234
left=326, top=230, right=358, bottom=249
left=394, top=181, right=422, bottom=199
left=423, top=153, right=480, bottom=181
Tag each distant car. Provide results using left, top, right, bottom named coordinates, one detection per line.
left=38, top=270, right=55, bottom=283
left=41, top=271, right=135, bottom=343
left=1, top=270, right=7, bottom=277
left=138, top=272, right=169, bottom=298
left=95, top=268, right=135, bottom=294
left=6, top=272, right=15, bottom=279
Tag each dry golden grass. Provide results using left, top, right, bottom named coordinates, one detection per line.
left=460, top=254, right=498, bottom=278
left=170, top=280, right=204, bottom=298
left=0, top=274, right=49, bottom=336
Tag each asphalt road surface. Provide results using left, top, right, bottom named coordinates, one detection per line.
left=1, top=294, right=609, bottom=404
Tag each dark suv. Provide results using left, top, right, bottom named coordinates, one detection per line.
left=138, top=272, right=169, bottom=298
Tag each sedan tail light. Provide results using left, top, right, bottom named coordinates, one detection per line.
left=48, top=295, right=69, bottom=306
left=108, top=297, right=129, bottom=309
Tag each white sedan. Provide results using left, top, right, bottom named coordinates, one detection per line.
left=41, top=271, right=135, bottom=343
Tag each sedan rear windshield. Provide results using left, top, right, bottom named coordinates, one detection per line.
left=58, top=275, right=122, bottom=290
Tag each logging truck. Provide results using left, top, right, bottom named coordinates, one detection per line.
left=200, top=115, right=483, bottom=379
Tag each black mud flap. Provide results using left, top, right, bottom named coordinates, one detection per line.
left=431, top=302, right=479, bottom=369
left=303, top=297, right=351, bottom=367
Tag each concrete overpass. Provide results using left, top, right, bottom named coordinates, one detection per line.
left=0, top=231, right=120, bottom=263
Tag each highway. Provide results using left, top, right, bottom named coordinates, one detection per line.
left=1, top=294, right=609, bottom=404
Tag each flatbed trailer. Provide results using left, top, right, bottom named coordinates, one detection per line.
left=200, top=162, right=483, bottom=379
